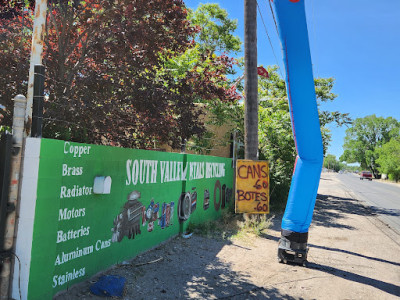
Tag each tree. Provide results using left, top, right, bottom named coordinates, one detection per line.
left=340, top=115, right=400, bottom=177
left=188, top=3, right=241, bottom=54
left=0, top=0, right=239, bottom=148
left=0, top=0, right=35, bottom=131
left=376, top=137, right=400, bottom=181
left=323, top=154, right=343, bottom=172
left=229, top=66, right=350, bottom=208
left=314, top=78, right=352, bottom=152
left=160, top=3, right=242, bottom=153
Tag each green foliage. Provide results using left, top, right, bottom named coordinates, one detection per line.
left=376, top=137, right=400, bottom=181
left=315, top=77, right=351, bottom=151
left=187, top=130, right=215, bottom=155
left=314, top=77, right=337, bottom=102
left=187, top=209, right=238, bottom=240
left=159, top=45, right=202, bottom=81
left=0, top=1, right=240, bottom=150
left=167, top=3, right=243, bottom=153
left=0, top=125, right=10, bottom=134
left=219, top=66, right=349, bottom=210
left=340, top=115, right=400, bottom=177
left=256, top=66, right=348, bottom=209
left=221, top=66, right=349, bottom=209
left=162, top=3, right=241, bottom=92
left=188, top=3, right=241, bottom=53
left=258, top=96, right=295, bottom=209
left=236, top=214, right=272, bottom=237
left=322, top=154, right=360, bottom=173
left=187, top=210, right=272, bottom=241
left=323, top=154, right=346, bottom=172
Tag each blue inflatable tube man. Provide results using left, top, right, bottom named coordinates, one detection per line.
left=271, top=0, right=323, bottom=264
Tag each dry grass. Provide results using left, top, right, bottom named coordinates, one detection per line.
left=187, top=209, right=273, bottom=242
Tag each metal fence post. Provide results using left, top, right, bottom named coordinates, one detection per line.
left=0, top=133, right=13, bottom=297
left=0, top=95, right=27, bottom=300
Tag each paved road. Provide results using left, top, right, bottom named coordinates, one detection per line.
left=335, top=172, right=400, bottom=234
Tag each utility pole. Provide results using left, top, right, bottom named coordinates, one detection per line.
left=244, top=0, right=258, bottom=160
left=25, top=0, right=48, bottom=137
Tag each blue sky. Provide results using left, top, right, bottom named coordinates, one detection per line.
left=184, top=0, right=400, bottom=159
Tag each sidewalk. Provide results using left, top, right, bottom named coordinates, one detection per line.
left=56, top=173, right=400, bottom=299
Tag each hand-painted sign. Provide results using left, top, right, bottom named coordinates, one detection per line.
left=14, top=138, right=234, bottom=300
left=235, top=160, right=269, bottom=214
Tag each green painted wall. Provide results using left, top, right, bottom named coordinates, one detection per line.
left=27, top=139, right=233, bottom=299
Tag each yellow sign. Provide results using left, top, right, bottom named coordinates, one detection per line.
left=235, top=160, right=269, bottom=214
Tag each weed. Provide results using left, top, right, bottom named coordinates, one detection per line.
left=236, top=214, right=272, bottom=236
left=188, top=210, right=273, bottom=242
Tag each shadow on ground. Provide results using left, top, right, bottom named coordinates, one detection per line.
left=55, top=235, right=298, bottom=300
left=56, top=186, right=400, bottom=299
left=260, top=192, right=381, bottom=235
left=312, top=193, right=400, bottom=230
left=309, top=242, right=400, bottom=267
left=308, top=262, right=400, bottom=297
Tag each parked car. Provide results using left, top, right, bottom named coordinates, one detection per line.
left=360, top=171, right=373, bottom=181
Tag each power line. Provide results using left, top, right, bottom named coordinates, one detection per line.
left=266, top=0, right=280, bottom=38
left=310, top=0, right=319, bottom=78
left=256, top=0, right=284, bottom=78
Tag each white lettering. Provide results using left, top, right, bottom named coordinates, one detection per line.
left=56, top=226, right=90, bottom=244
left=52, top=267, right=86, bottom=288
left=160, top=161, right=166, bottom=184
left=60, top=185, right=93, bottom=199
left=189, top=162, right=205, bottom=180
left=206, top=162, right=226, bottom=178
left=151, top=161, right=157, bottom=183
left=164, top=161, right=170, bottom=182
left=145, top=161, right=151, bottom=183
left=132, top=160, right=139, bottom=185
left=63, top=142, right=91, bottom=158
left=54, top=245, right=93, bottom=266
left=169, top=161, right=174, bottom=181
left=176, top=162, right=181, bottom=181
left=126, top=159, right=132, bottom=185
left=126, top=159, right=158, bottom=185
left=58, top=207, right=86, bottom=221
left=181, top=163, right=187, bottom=181
left=62, top=164, right=83, bottom=176
left=95, top=239, right=111, bottom=251
left=139, top=160, right=145, bottom=184
left=189, top=162, right=194, bottom=181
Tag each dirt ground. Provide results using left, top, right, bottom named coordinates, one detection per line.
left=55, top=173, right=400, bottom=299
